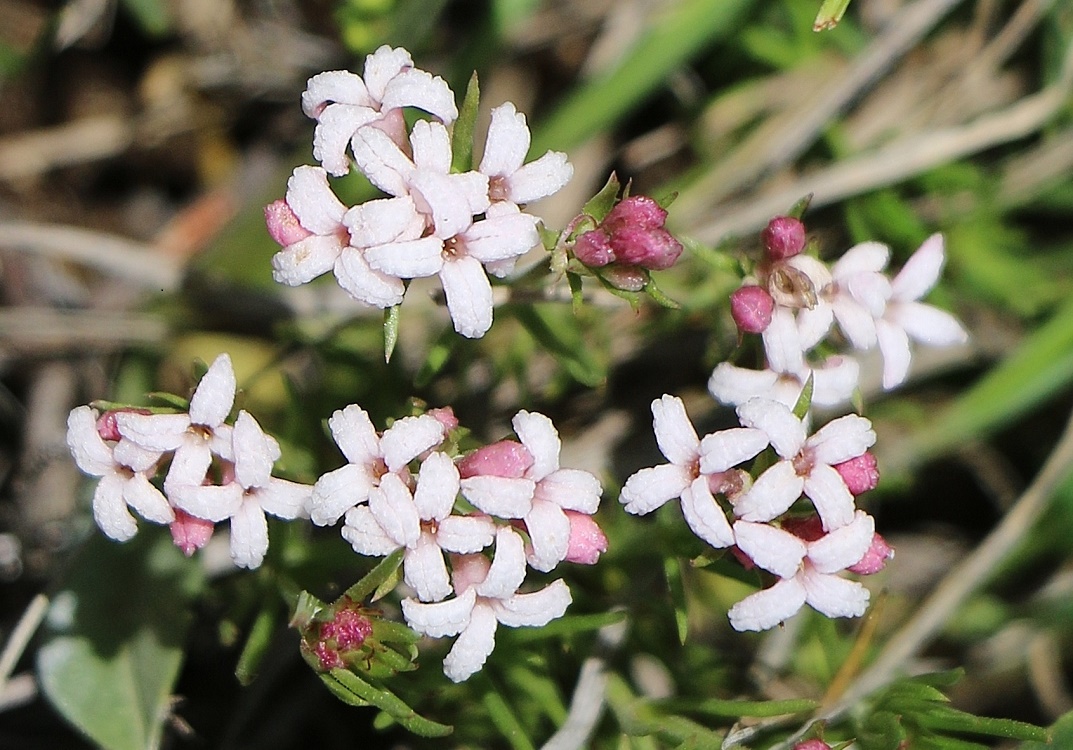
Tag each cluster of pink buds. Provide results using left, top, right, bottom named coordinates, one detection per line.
left=718, top=216, right=968, bottom=409
left=304, top=602, right=376, bottom=671
left=573, top=196, right=683, bottom=278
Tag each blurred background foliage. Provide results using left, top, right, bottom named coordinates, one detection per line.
left=2, top=0, right=1073, bottom=747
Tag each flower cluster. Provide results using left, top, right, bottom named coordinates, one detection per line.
left=621, top=393, right=889, bottom=631
left=716, top=217, right=969, bottom=408
left=265, top=45, right=573, bottom=339
left=311, top=406, right=604, bottom=682
left=66, top=354, right=311, bottom=570
left=67, top=355, right=605, bottom=682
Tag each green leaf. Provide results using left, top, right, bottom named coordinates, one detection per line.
left=787, top=193, right=814, bottom=220
left=814, top=0, right=853, bottom=31
left=663, top=697, right=818, bottom=718
left=664, top=556, right=689, bottom=644
left=383, top=305, right=401, bottom=363
left=1020, top=708, right=1071, bottom=748
left=119, top=0, right=173, bottom=36
left=483, top=689, right=536, bottom=750
left=792, top=374, right=814, bottom=419
left=452, top=73, right=480, bottom=173
left=506, top=611, right=627, bottom=641
left=235, top=603, right=278, bottom=686
left=415, top=329, right=457, bottom=388
left=37, top=533, right=205, bottom=750
left=643, top=276, right=681, bottom=309
left=343, top=549, right=406, bottom=604
left=509, top=305, right=605, bottom=387
left=582, top=173, right=622, bottom=223
left=328, top=669, right=453, bottom=737
left=567, top=271, right=585, bottom=314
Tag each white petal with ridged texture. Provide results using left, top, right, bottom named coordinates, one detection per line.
left=524, top=499, right=571, bottom=572
left=494, top=579, right=571, bottom=627
left=619, top=464, right=691, bottom=515
left=513, top=410, right=560, bottom=480
left=808, top=414, right=875, bottom=466
left=310, top=463, right=375, bottom=526
left=341, top=505, right=399, bottom=556
left=734, top=460, right=803, bottom=523
left=437, top=515, right=496, bottom=553
left=413, top=451, right=459, bottom=521
left=401, top=587, right=476, bottom=637
left=443, top=602, right=498, bottom=682
left=123, top=474, right=173, bottom=525
left=302, top=71, right=370, bottom=117
left=679, top=477, right=734, bottom=548
left=229, top=498, right=269, bottom=569
left=328, top=405, right=379, bottom=465
left=460, top=476, right=534, bottom=518
left=698, top=427, right=768, bottom=474
left=381, top=68, right=458, bottom=123
left=803, top=464, right=855, bottom=531
left=404, top=533, right=452, bottom=602
left=479, top=103, right=529, bottom=177
left=380, top=415, right=444, bottom=472
left=737, top=398, right=805, bottom=460
left=271, top=235, right=342, bottom=286
left=369, top=473, right=420, bottom=548
left=536, top=469, right=601, bottom=513
left=441, top=255, right=494, bottom=339
left=478, top=528, right=526, bottom=599
left=808, top=511, right=874, bottom=573
left=67, top=406, right=113, bottom=475
left=651, top=395, right=699, bottom=466
left=800, top=568, right=869, bottom=618
left=733, top=521, right=806, bottom=578
left=93, top=474, right=137, bottom=541
left=728, top=577, right=806, bottom=632
left=506, top=152, right=573, bottom=204
left=189, top=354, right=236, bottom=428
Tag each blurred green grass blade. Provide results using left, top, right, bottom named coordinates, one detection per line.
left=235, top=602, right=278, bottom=686
left=483, top=689, right=536, bottom=750
left=901, top=296, right=1073, bottom=471
left=531, top=0, right=751, bottom=154
left=119, top=0, right=173, bottom=36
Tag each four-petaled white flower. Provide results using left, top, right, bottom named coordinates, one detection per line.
left=114, top=353, right=237, bottom=492
left=728, top=511, right=875, bottom=631
left=303, top=45, right=457, bottom=176
left=796, top=241, right=892, bottom=351
left=619, top=395, right=768, bottom=548
left=875, top=234, right=968, bottom=389
left=169, top=411, right=311, bottom=569
left=310, top=405, right=445, bottom=526
left=734, top=398, right=875, bottom=531
left=341, top=454, right=496, bottom=602
left=66, top=406, right=174, bottom=542
left=401, top=527, right=572, bottom=682
left=479, top=102, right=573, bottom=207
left=459, top=411, right=603, bottom=571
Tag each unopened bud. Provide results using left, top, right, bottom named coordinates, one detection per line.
left=96, top=408, right=151, bottom=441
left=563, top=511, right=608, bottom=565
left=793, top=741, right=832, bottom=750
left=458, top=440, right=534, bottom=479
left=170, top=509, right=214, bottom=556
left=427, top=406, right=459, bottom=432
left=848, top=533, right=893, bottom=575
left=574, top=229, right=614, bottom=267
left=265, top=199, right=311, bottom=247
left=762, top=216, right=806, bottom=260
left=834, top=452, right=879, bottom=495
left=730, top=286, right=775, bottom=334
left=604, top=195, right=667, bottom=232
left=610, top=226, right=683, bottom=270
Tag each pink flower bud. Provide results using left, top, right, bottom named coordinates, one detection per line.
left=457, top=440, right=534, bottom=479
left=730, top=285, right=775, bottom=334
left=834, top=452, right=879, bottom=495
left=427, top=406, right=459, bottom=432
left=265, top=199, right=311, bottom=247
left=574, top=229, right=614, bottom=267
left=848, top=533, right=893, bottom=575
left=600, top=265, right=647, bottom=292
left=762, top=216, right=806, bottom=260
left=610, top=227, right=683, bottom=270
left=170, top=509, right=214, bottom=556
left=96, top=408, right=151, bottom=441
left=563, top=511, right=608, bottom=565
left=793, top=741, right=832, bottom=750
left=604, top=195, right=667, bottom=232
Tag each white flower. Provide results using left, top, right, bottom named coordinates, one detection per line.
left=66, top=406, right=173, bottom=542
left=310, top=405, right=445, bottom=526
left=797, top=241, right=892, bottom=351
left=114, top=353, right=236, bottom=492
left=733, top=398, right=875, bottom=530
left=708, top=308, right=860, bottom=409
left=341, top=454, right=496, bottom=602
left=303, top=46, right=458, bottom=176
left=618, top=395, right=768, bottom=549
left=479, top=102, right=573, bottom=206
left=460, top=411, right=603, bottom=571
left=728, top=511, right=874, bottom=631
left=168, top=411, right=310, bottom=569
left=401, top=527, right=572, bottom=682
left=875, top=234, right=968, bottom=389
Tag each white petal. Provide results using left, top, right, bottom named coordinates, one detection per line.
left=341, top=505, right=399, bottom=556
left=535, top=469, right=602, bottom=513
left=803, top=464, right=856, bottom=531
left=93, top=474, right=138, bottom=541
left=404, top=533, right=452, bottom=602
left=313, top=104, right=378, bottom=176
left=708, top=363, right=779, bottom=406
left=169, top=482, right=243, bottom=523
left=365, top=237, right=444, bottom=279
left=362, top=46, right=413, bottom=101
left=832, top=297, right=878, bottom=350
left=892, top=233, right=944, bottom=302
left=411, top=171, right=475, bottom=240
left=333, top=248, right=406, bottom=308
left=679, top=477, right=734, bottom=548
left=67, top=406, right=113, bottom=476
left=271, top=235, right=343, bottom=286
left=436, top=515, right=496, bottom=553
left=443, top=602, right=498, bottom=682
left=401, top=587, right=476, bottom=637
left=302, top=70, right=371, bottom=117
left=524, top=499, right=571, bottom=572
left=479, top=102, right=529, bottom=177
left=369, top=473, right=421, bottom=548
left=287, top=165, right=347, bottom=233
left=351, top=126, right=413, bottom=196
left=698, top=427, right=768, bottom=473
left=734, top=460, right=804, bottom=523
left=413, top=451, right=460, bottom=521
left=732, top=521, right=806, bottom=578
left=164, top=441, right=213, bottom=491
left=832, top=241, right=890, bottom=277
left=381, top=68, right=458, bottom=123
left=786, top=254, right=832, bottom=290
left=409, top=119, right=453, bottom=174
left=493, top=579, right=572, bottom=627
left=728, top=577, right=807, bottom=632
left=310, top=463, right=375, bottom=526
left=122, top=474, right=174, bottom=525
left=876, top=318, right=912, bottom=390
left=811, top=356, right=861, bottom=407
left=800, top=568, right=870, bottom=618
left=736, top=398, right=805, bottom=459
left=189, top=354, right=236, bottom=428
left=344, top=195, right=423, bottom=247
left=891, top=302, right=968, bottom=347
left=477, top=527, right=527, bottom=599
left=651, top=395, right=699, bottom=466
left=115, top=412, right=189, bottom=453
left=762, top=308, right=806, bottom=375
left=256, top=479, right=311, bottom=520
left=512, top=410, right=560, bottom=480
left=328, top=405, right=380, bottom=465
left=807, top=414, right=875, bottom=466
left=808, top=511, right=875, bottom=573
left=619, top=464, right=691, bottom=515
left=232, top=411, right=279, bottom=489
left=460, top=476, right=534, bottom=518
left=441, top=255, right=494, bottom=338
left=112, top=439, right=160, bottom=473
left=230, top=497, right=269, bottom=569
left=843, top=272, right=891, bottom=317
left=462, top=212, right=539, bottom=263
left=380, top=415, right=445, bottom=472
left=796, top=303, right=834, bottom=352
left=505, top=151, right=573, bottom=204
